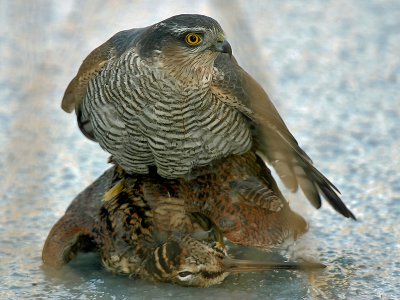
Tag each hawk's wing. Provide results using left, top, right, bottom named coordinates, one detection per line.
left=212, top=54, right=355, bottom=219
left=61, top=28, right=145, bottom=140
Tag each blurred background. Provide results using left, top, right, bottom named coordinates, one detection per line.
left=0, top=0, right=399, bottom=299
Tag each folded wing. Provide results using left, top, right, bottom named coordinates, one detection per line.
left=212, top=54, right=355, bottom=219
left=61, top=28, right=145, bottom=141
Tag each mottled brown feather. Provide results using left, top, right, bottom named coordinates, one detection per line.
left=182, top=152, right=308, bottom=247
left=42, top=168, right=115, bottom=268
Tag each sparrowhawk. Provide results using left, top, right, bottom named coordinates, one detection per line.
left=61, top=14, right=355, bottom=219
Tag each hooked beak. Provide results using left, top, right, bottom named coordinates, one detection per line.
left=223, top=257, right=326, bottom=273
left=214, top=39, right=232, bottom=57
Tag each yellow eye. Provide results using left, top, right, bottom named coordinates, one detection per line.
left=185, top=33, right=202, bottom=46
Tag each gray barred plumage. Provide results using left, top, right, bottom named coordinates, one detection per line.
left=81, top=49, right=252, bottom=177
left=62, top=14, right=355, bottom=220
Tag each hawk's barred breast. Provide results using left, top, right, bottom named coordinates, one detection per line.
left=82, top=50, right=252, bottom=177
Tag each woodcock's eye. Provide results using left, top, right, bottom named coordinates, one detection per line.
left=178, top=271, right=193, bottom=280
left=185, top=33, right=202, bottom=46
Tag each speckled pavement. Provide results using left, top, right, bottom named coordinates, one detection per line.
left=1, top=1, right=399, bottom=298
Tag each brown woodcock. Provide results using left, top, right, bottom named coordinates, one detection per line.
left=43, top=152, right=324, bottom=287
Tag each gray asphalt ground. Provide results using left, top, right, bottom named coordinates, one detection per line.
left=1, top=0, right=399, bottom=299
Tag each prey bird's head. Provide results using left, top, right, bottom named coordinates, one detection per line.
left=142, top=235, right=229, bottom=287
left=142, top=235, right=325, bottom=287
left=138, top=14, right=232, bottom=77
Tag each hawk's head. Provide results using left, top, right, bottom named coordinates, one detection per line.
left=137, top=14, right=232, bottom=77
